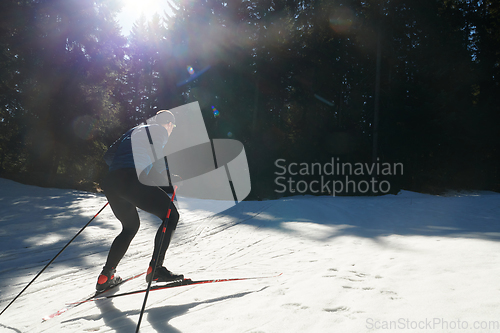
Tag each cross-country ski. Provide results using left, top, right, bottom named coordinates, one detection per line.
left=41, top=272, right=145, bottom=322
left=69, top=273, right=282, bottom=306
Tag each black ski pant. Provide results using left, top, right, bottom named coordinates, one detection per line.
left=100, top=168, right=179, bottom=271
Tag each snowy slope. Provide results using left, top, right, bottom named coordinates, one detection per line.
left=0, top=178, right=500, bottom=332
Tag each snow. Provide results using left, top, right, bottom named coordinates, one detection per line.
left=0, top=177, right=500, bottom=332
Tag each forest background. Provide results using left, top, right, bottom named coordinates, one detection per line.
left=1, top=0, right=499, bottom=199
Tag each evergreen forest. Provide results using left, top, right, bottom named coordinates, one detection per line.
left=1, top=0, right=499, bottom=198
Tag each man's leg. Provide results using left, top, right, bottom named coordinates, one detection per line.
left=103, top=196, right=141, bottom=270
left=119, top=175, right=180, bottom=267
left=97, top=172, right=141, bottom=290
left=152, top=203, right=179, bottom=267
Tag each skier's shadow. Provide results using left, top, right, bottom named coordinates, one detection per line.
left=65, top=287, right=266, bottom=333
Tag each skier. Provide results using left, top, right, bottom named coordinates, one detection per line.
left=96, top=110, right=183, bottom=291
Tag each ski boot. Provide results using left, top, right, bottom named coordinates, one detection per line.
left=96, top=267, right=122, bottom=292
left=146, top=265, right=183, bottom=283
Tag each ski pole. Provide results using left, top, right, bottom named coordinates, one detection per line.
left=136, top=186, right=177, bottom=333
left=0, top=201, right=109, bottom=317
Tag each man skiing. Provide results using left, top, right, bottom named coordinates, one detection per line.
left=96, top=110, right=183, bottom=291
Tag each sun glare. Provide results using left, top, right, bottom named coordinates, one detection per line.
left=126, top=0, right=162, bottom=15
left=117, top=0, right=175, bottom=35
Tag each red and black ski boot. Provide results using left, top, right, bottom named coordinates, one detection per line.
left=96, top=267, right=122, bottom=292
left=145, top=265, right=183, bottom=283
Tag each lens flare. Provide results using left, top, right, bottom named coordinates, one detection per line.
left=329, top=7, right=354, bottom=33
left=227, top=132, right=233, bottom=138
left=177, top=65, right=211, bottom=87
left=212, top=106, right=220, bottom=118
left=73, top=115, right=97, bottom=140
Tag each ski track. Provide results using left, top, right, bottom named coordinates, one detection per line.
left=1, top=178, right=500, bottom=332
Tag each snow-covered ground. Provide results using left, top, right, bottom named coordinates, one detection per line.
left=0, top=177, right=500, bottom=332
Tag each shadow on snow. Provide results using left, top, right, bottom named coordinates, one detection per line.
left=62, top=288, right=265, bottom=333
left=192, top=191, right=500, bottom=243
